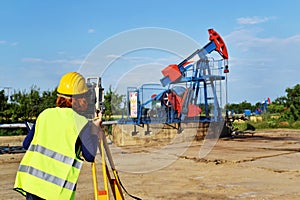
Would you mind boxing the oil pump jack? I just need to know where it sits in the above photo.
[119,29,229,134]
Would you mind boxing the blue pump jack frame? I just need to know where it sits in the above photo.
[117,34,227,134]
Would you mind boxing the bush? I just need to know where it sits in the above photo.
[291,121,300,129]
[232,121,247,131]
[0,128,27,136]
[278,121,290,128]
[255,120,273,129]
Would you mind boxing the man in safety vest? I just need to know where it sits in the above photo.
[14,72,102,200]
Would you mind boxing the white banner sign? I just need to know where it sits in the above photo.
[129,92,138,118]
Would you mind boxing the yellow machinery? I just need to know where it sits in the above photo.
[91,131,140,200]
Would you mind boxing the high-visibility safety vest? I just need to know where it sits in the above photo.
[14,107,89,200]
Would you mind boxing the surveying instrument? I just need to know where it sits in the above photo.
[86,77,141,200]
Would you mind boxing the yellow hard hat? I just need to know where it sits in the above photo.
[57,72,89,95]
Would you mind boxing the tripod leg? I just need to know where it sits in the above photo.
[92,162,99,200]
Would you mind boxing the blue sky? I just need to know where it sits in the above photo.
[1,0,300,104]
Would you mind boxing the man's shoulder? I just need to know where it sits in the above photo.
[40,107,88,122]
[39,107,71,116]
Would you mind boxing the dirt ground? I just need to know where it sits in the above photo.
[1,129,300,200]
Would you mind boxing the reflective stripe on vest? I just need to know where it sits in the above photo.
[18,165,76,191]
[28,144,82,169]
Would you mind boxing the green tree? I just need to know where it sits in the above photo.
[39,89,57,112]
[6,86,57,122]
[0,90,9,122]
[284,84,300,121]
[268,96,286,114]
[103,86,125,120]
[10,86,41,121]
[0,90,8,110]
[226,100,253,114]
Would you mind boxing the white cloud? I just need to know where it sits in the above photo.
[22,57,83,65]
[10,42,18,46]
[88,28,95,33]
[106,54,179,65]
[22,58,44,63]
[57,51,66,55]
[0,40,18,46]
[106,54,121,59]
[225,28,300,103]
[283,34,300,43]
[227,28,300,57]
[106,54,152,61]
[237,16,275,25]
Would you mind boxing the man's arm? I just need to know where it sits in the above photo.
[23,123,35,150]
[79,122,99,162]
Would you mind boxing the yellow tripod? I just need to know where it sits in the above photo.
[91,134,124,200]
